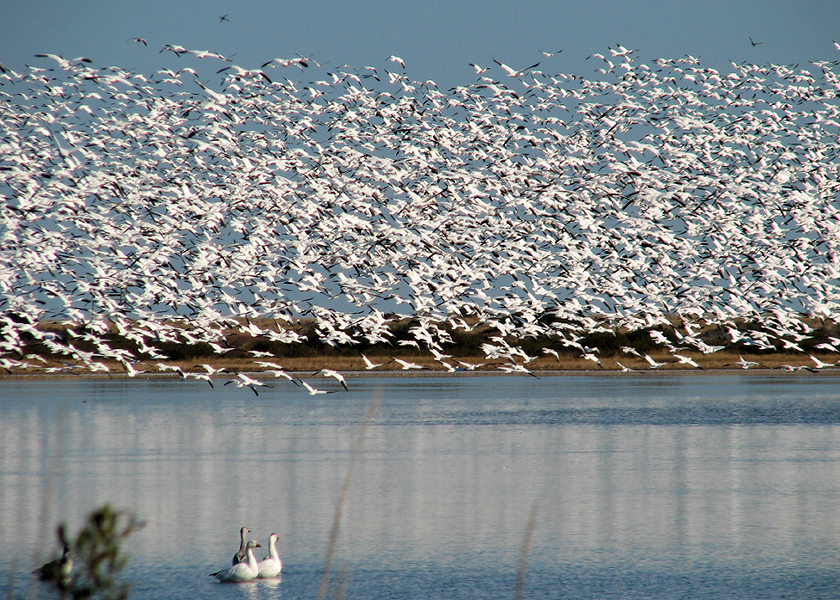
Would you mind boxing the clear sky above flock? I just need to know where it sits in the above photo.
[2,0,839,88]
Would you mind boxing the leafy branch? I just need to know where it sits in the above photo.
[35,505,144,600]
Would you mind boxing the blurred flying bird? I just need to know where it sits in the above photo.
[493,58,540,77]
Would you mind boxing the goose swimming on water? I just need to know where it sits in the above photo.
[211,540,261,582]
[257,533,283,578]
[33,543,73,587]
[33,525,73,588]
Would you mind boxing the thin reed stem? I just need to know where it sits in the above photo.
[514,503,538,600]
[316,394,380,600]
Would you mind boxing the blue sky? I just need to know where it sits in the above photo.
[2,0,839,88]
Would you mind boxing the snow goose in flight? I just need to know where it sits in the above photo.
[620,346,642,358]
[361,353,386,370]
[542,348,561,362]
[581,352,602,368]
[809,355,838,370]
[315,368,349,391]
[455,360,483,371]
[672,354,703,369]
[34,54,92,69]
[493,58,540,77]
[498,363,539,378]
[643,354,669,369]
[724,356,762,369]
[212,540,261,582]
[254,361,299,383]
[391,357,426,371]
[160,44,187,57]
[257,533,283,578]
[187,372,214,388]
[224,373,272,396]
[609,43,638,57]
[300,380,335,395]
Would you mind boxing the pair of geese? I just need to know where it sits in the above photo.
[210,527,282,583]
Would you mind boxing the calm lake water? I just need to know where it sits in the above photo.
[2,373,840,599]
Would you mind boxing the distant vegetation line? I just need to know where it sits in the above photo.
[2,315,838,376]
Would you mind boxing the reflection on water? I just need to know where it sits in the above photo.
[1,374,839,599]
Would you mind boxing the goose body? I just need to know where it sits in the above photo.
[257,533,282,578]
[33,544,73,586]
[212,540,261,582]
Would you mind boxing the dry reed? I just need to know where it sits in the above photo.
[316,392,381,600]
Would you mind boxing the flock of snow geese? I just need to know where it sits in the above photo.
[2,43,840,387]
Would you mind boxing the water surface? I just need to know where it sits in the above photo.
[2,373,839,599]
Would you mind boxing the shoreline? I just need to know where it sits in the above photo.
[8,317,838,382]
[2,350,838,381]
